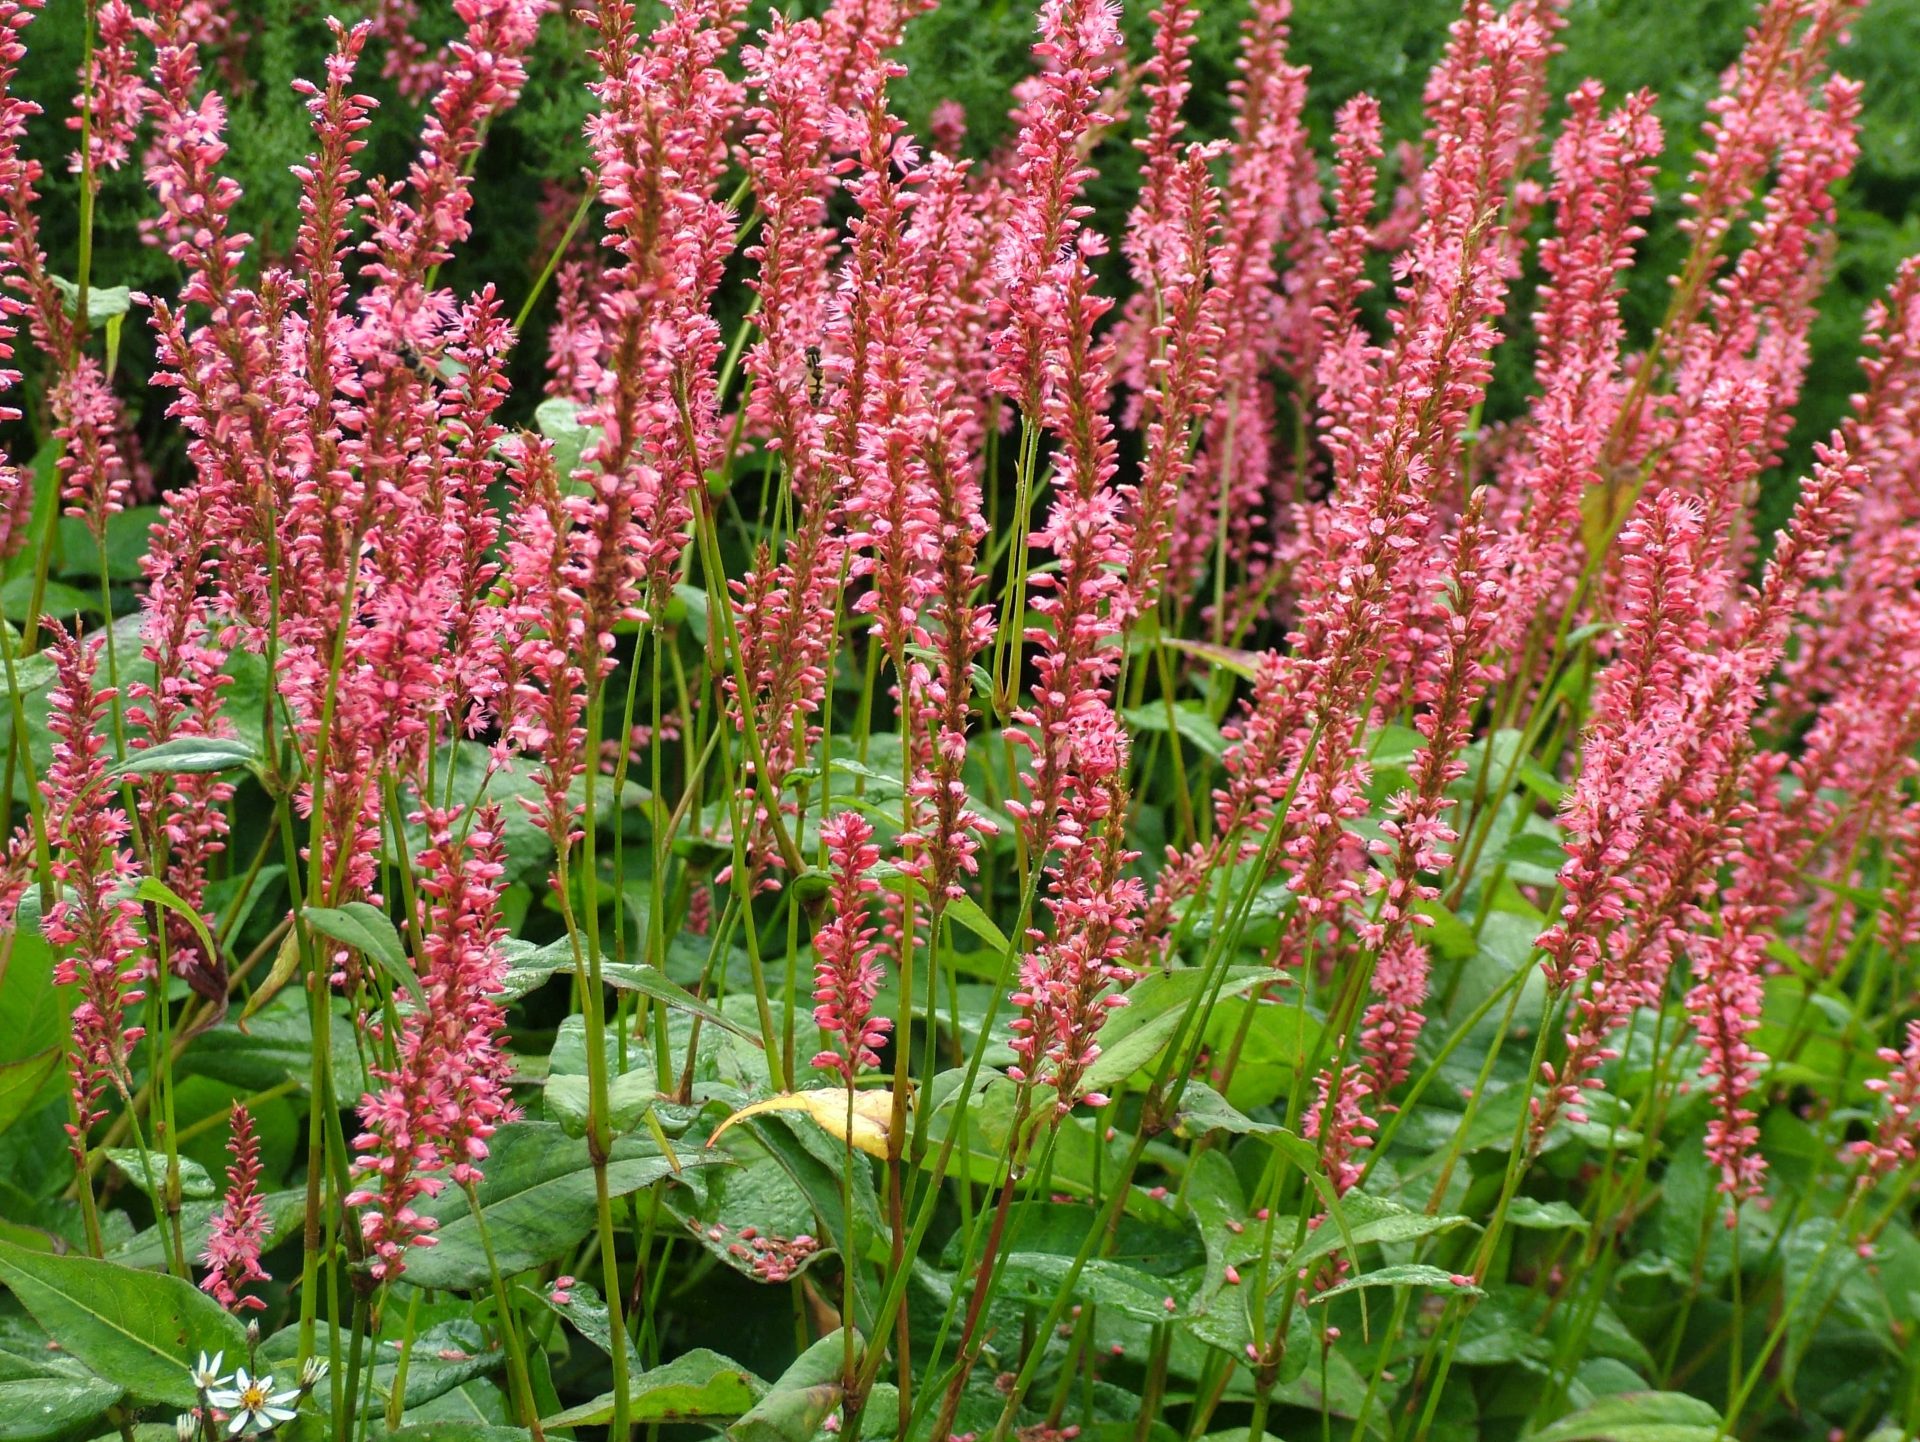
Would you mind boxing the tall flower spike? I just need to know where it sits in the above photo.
[1164,3,1552,975]
[348,807,516,1282]
[69,0,144,174]
[1170,0,1310,617]
[201,1105,269,1312]
[579,0,745,634]
[811,812,890,1080]
[1356,492,1499,1096]
[1008,771,1142,1113]
[1854,1021,1920,1186]
[1534,494,1704,1005]
[1122,144,1225,617]
[39,630,149,1166]
[994,0,1135,862]
[1494,83,1661,664]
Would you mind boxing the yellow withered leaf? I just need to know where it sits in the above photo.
[707,1088,900,1159]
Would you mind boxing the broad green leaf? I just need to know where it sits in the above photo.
[534,397,601,480]
[1174,1082,1314,1162]
[52,507,158,583]
[1184,1148,1249,1301]
[1530,1392,1723,1442]
[133,877,221,980]
[543,1069,656,1140]
[0,1240,247,1408]
[103,1149,215,1202]
[181,993,368,1098]
[401,1122,719,1291]
[1499,830,1568,880]
[944,893,1012,956]
[386,1427,530,1442]
[1291,1193,1472,1271]
[498,940,760,1042]
[303,902,408,977]
[541,1349,765,1426]
[109,735,260,778]
[601,962,764,1044]
[1167,1082,1350,1256]
[1124,700,1228,759]
[999,1253,1184,1324]
[877,868,1011,955]
[1197,998,1322,1108]
[0,1372,123,1440]
[1307,1263,1483,1303]
[0,1051,59,1139]
[522,1278,642,1378]
[728,1329,858,1442]
[371,1321,501,1412]
[1780,1216,1889,1395]
[1507,1198,1589,1233]
[48,277,131,324]
[1082,968,1270,1095]
[0,578,94,624]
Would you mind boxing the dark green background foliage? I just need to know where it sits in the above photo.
[11,0,1920,523]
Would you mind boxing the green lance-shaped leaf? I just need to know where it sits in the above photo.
[0,1240,247,1409]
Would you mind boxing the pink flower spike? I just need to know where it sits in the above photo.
[810,812,891,1081]
[201,1105,270,1313]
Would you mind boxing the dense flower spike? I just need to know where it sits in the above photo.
[38,631,149,1163]
[201,1105,270,1312]
[1854,1022,1920,1184]
[1493,82,1660,659]
[579,0,744,629]
[810,811,890,1079]
[1191,0,1552,979]
[1009,773,1141,1113]
[69,0,144,175]
[348,807,516,1281]
[1170,0,1309,612]
[994,0,1133,865]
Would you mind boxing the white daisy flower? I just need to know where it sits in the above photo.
[189,1351,228,1394]
[206,1369,299,1435]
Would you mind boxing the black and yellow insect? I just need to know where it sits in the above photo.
[397,342,439,386]
[804,345,825,406]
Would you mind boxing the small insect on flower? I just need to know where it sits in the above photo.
[397,342,441,386]
[206,1369,299,1435]
[804,345,825,406]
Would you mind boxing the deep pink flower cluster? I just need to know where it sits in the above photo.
[810,811,890,1080]
[1853,1022,1920,1184]
[68,0,143,175]
[1008,773,1142,1113]
[201,1104,270,1312]
[348,808,516,1281]
[36,632,149,1162]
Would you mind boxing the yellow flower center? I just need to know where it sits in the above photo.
[241,1383,268,1408]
